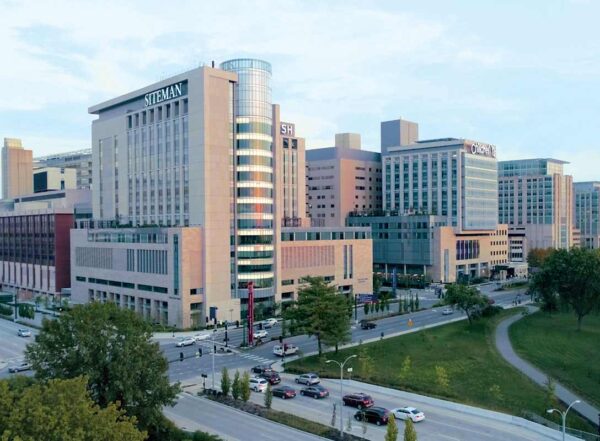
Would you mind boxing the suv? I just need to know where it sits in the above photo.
[360,320,377,330]
[354,407,390,426]
[260,371,281,385]
[251,365,273,375]
[273,344,298,357]
[249,377,269,392]
[300,385,329,399]
[343,392,374,409]
[295,373,320,385]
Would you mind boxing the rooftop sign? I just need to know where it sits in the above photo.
[144,82,186,107]
[280,122,295,137]
[467,142,496,158]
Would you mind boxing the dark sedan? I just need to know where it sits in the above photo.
[354,407,390,426]
[272,385,297,399]
[260,371,281,385]
[251,365,273,375]
[300,385,329,399]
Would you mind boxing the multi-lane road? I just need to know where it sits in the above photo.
[0,319,37,378]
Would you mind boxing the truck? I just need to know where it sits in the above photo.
[273,343,298,357]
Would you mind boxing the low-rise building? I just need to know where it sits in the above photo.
[33,167,77,193]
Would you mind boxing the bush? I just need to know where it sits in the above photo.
[0,303,13,316]
[480,305,503,318]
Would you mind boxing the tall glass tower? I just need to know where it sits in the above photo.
[220,59,274,305]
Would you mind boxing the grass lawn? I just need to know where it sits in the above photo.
[286,309,594,432]
[510,310,600,408]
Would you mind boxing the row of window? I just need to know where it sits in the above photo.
[77,276,168,293]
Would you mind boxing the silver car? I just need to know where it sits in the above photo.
[295,373,320,385]
[9,362,31,373]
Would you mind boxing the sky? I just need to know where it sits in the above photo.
[1,0,599,181]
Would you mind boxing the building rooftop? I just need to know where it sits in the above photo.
[306,146,381,162]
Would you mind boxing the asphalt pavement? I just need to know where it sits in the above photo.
[165,392,328,441]
[0,319,37,378]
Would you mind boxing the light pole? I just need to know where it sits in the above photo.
[326,354,357,436]
[547,399,580,441]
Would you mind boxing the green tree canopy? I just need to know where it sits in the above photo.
[0,376,146,441]
[444,284,488,324]
[25,302,179,431]
[527,247,555,268]
[532,247,600,330]
[285,276,351,355]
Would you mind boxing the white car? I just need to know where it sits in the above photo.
[273,344,298,357]
[175,337,196,347]
[8,362,31,373]
[263,318,278,328]
[392,406,425,423]
[17,329,32,337]
[249,377,269,392]
[441,308,453,316]
[193,332,211,342]
[253,330,268,340]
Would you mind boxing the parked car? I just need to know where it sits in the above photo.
[300,385,329,399]
[272,385,296,399]
[273,344,298,357]
[354,407,390,426]
[251,365,273,375]
[8,362,31,373]
[343,392,374,409]
[253,329,268,339]
[360,320,377,330]
[17,329,31,337]
[175,337,196,347]
[295,373,320,385]
[392,406,425,423]
[249,377,269,392]
[263,318,278,328]
[441,308,454,315]
[260,371,281,385]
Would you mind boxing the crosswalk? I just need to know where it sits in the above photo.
[238,352,273,365]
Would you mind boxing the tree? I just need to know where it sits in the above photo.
[240,372,251,402]
[364,302,370,316]
[264,383,272,409]
[385,413,399,441]
[357,345,375,380]
[373,273,384,297]
[527,247,554,268]
[285,277,351,356]
[18,303,35,319]
[434,365,450,391]
[444,284,488,325]
[397,356,411,383]
[532,248,600,330]
[25,302,179,432]
[403,418,417,441]
[0,376,146,441]
[221,367,231,396]
[231,371,241,400]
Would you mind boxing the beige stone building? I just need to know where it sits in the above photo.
[2,138,33,200]
[306,134,382,227]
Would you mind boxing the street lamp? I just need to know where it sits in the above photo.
[547,400,580,441]
[326,354,357,436]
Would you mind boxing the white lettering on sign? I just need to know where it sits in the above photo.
[280,123,295,137]
[469,142,496,158]
[144,82,184,107]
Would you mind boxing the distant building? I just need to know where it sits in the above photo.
[380,118,419,155]
[33,167,77,193]
[574,182,600,249]
[2,138,33,200]
[306,134,382,227]
[498,158,574,252]
[0,189,91,300]
[34,149,93,190]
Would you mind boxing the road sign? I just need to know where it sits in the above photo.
[357,294,374,303]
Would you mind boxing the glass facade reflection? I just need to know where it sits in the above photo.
[220,59,275,293]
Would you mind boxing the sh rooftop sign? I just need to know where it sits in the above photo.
[280,122,295,137]
[144,82,187,107]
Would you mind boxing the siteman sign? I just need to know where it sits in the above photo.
[468,142,497,158]
[144,82,186,107]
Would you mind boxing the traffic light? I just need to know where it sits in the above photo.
[213,344,217,354]
[199,348,203,357]
[179,352,184,362]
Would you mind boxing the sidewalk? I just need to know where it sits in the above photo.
[495,305,600,426]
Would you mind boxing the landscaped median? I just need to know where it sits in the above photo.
[510,310,600,409]
[285,308,594,432]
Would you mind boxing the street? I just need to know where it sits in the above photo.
[0,319,36,378]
